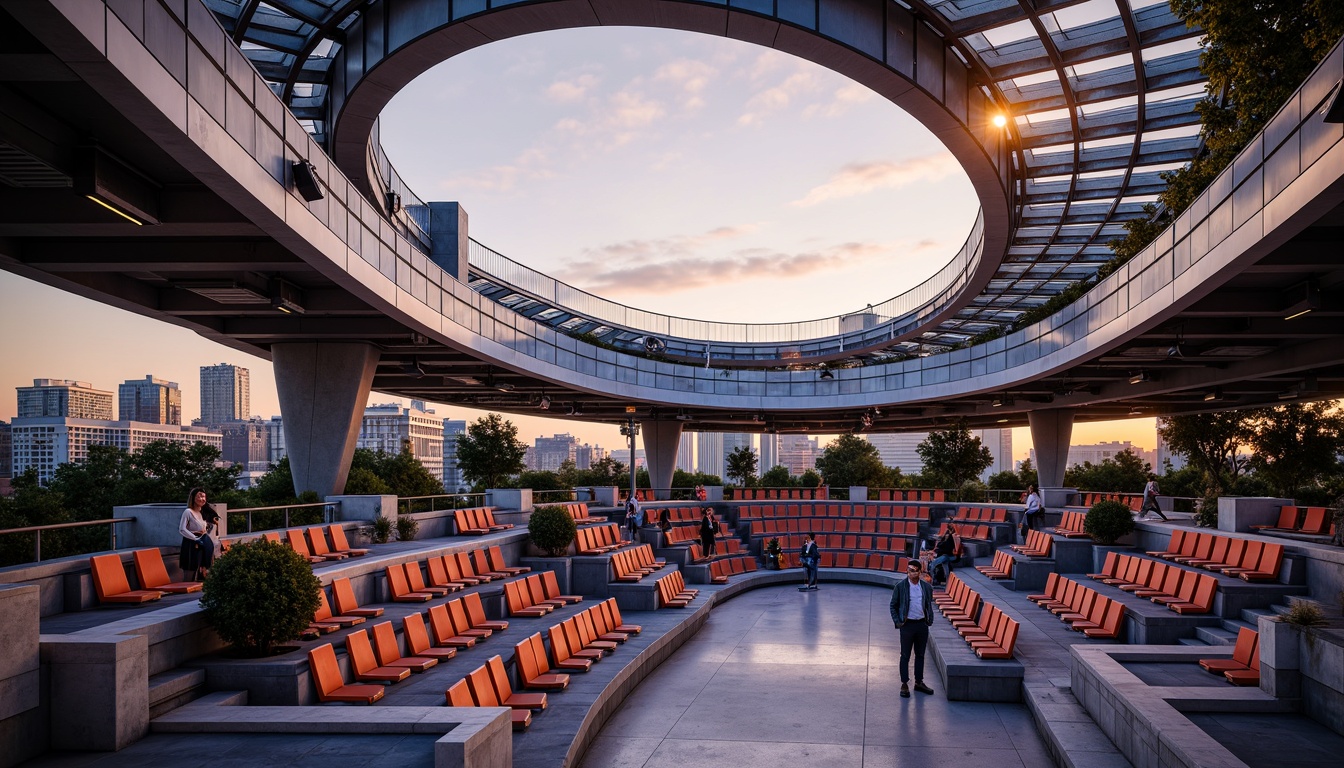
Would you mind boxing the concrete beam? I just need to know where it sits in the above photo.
[273,342,380,496]
[1028,408,1074,490]
[640,420,682,501]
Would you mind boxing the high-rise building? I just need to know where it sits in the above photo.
[696,432,722,478]
[722,433,753,479]
[972,428,1013,479]
[676,432,695,473]
[442,419,466,491]
[8,418,222,484]
[865,432,927,474]
[777,434,820,477]
[220,418,271,471]
[17,379,114,420]
[0,420,11,480]
[759,432,778,472]
[266,416,286,465]
[358,403,444,482]
[118,375,182,425]
[609,449,645,469]
[533,433,579,472]
[1155,431,1186,471]
[199,364,249,426]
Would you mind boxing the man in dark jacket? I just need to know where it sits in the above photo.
[799,533,819,591]
[889,560,936,698]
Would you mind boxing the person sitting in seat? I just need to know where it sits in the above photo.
[929,524,960,586]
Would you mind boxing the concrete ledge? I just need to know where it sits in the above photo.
[929,617,1024,702]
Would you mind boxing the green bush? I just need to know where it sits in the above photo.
[1083,500,1135,545]
[1195,492,1220,529]
[529,505,577,557]
[371,515,393,544]
[200,539,321,656]
[395,515,419,542]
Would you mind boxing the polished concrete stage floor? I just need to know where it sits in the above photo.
[579,583,1053,768]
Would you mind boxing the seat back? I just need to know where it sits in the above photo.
[466,665,502,707]
[488,546,510,573]
[1220,538,1246,569]
[90,554,132,599]
[404,613,434,654]
[307,528,335,557]
[307,643,350,698]
[1097,551,1118,578]
[547,624,573,663]
[1131,558,1153,586]
[427,556,452,587]
[386,564,416,599]
[286,528,314,557]
[446,679,476,707]
[132,548,172,589]
[541,570,565,600]
[1204,536,1229,565]
[328,525,353,551]
[371,621,404,665]
[1100,600,1125,635]
[526,575,549,606]
[263,532,281,543]
[406,562,436,593]
[1238,540,1265,570]
[1038,571,1059,598]
[1274,506,1299,529]
[1254,543,1284,576]
[332,577,361,614]
[515,634,543,682]
[504,580,527,613]
[314,589,336,622]
[1190,534,1215,561]
[345,629,379,675]
[456,552,481,579]
[464,592,492,628]
[1300,507,1327,534]
[1172,569,1198,602]
[486,655,517,700]
[1189,574,1217,612]
[427,604,455,644]
[448,599,477,636]
[472,549,494,576]
[562,618,587,652]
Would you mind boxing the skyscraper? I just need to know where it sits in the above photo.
[759,432,778,472]
[865,432,927,474]
[358,403,445,482]
[118,375,182,425]
[696,432,722,478]
[972,428,1013,479]
[17,379,114,420]
[220,418,270,470]
[442,419,467,491]
[722,433,754,479]
[777,434,820,477]
[199,364,249,426]
[676,432,695,473]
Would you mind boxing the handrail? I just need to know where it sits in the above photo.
[226,502,333,534]
[397,493,489,515]
[467,210,985,350]
[0,516,135,563]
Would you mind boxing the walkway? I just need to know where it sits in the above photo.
[579,584,1052,768]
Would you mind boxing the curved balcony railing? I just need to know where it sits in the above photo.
[466,210,984,362]
[367,119,432,252]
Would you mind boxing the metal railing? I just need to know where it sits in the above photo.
[532,489,585,504]
[226,502,334,534]
[0,517,135,563]
[397,493,489,516]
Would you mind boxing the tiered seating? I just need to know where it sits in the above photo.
[1028,575,1126,638]
[332,577,384,618]
[1010,530,1054,558]
[562,502,602,525]
[576,524,627,554]
[686,539,744,562]
[936,575,1020,658]
[951,507,1011,524]
[344,628,411,683]
[452,507,512,535]
[663,525,700,545]
[401,613,459,661]
[1149,531,1284,581]
[469,657,548,726]
[371,620,439,672]
[938,522,993,542]
[732,486,828,500]
[750,519,922,539]
[132,549,202,594]
[872,488,946,501]
[308,643,385,704]
[447,678,533,731]
[1253,505,1331,536]
[611,544,664,582]
[328,525,369,557]
[708,555,759,583]
[310,590,365,634]
[385,564,435,602]
[1199,627,1261,686]
[1087,553,1218,614]
[427,602,481,648]
[619,489,655,502]
[287,529,332,564]
[505,575,557,617]
[655,570,697,608]
[934,574,981,622]
[975,550,1015,580]
[513,633,572,689]
[818,552,904,571]
[541,571,582,605]
[89,554,163,604]
[1078,492,1142,511]
[1050,511,1095,538]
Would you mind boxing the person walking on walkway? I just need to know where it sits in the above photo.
[1141,477,1168,521]
[799,533,819,591]
[1023,484,1044,536]
[890,559,936,698]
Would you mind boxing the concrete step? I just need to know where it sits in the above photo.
[148,668,207,719]
[1195,626,1238,645]
[1219,617,1257,634]
[1177,637,1210,646]
[1241,607,1275,625]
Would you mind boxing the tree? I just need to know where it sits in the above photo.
[1157,412,1255,494]
[1017,458,1038,490]
[799,468,823,487]
[0,468,77,567]
[917,422,993,488]
[725,446,759,486]
[200,539,321,656]
[513,470,568,492]
[759,465,793,487]
[454,413,527,491]
[815,434,888,488]
[370,440,444,497]
[343,467,391,495]
[1064,450,1151,493]
[1246,403,1344,497]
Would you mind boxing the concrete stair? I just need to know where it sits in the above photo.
[1179,604,1286,646]
[148,668,207,719]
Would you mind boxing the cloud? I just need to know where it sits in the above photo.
[791,153,961,207]
[802,82,877,119]
[737,71,823,126]
[557,230,908,295]
[546,74,599,103]
[436,147,553,194]
[654,59,717,110]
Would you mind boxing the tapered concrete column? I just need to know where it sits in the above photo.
[273,343,379,496]
[640,420,683,501]
[1028,408,1075,489]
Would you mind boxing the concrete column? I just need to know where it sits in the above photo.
[273,343,379,497]
[1028,408,1075,489]
[428,202,469,280]
[640,420,683,501]
[43,632,149,751]
[0,585,41,763]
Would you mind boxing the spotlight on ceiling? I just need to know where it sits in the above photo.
[1129,406,1144,416]
[992,114,1008,128]
[270,278,305,315]
[538,395,551,411]
[1129,371,1151,385]
[401,359,425,379]
[819,368,835,380]
[1203,389,1223,402]
[1167,344,1184,359]
[1283,281,1321,320]
[675,410,693,421]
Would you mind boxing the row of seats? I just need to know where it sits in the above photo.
[950,507,1012,524]
[871,489,946,501]
[935,575,1020,658]
[738,503,928,520]
[610,545,665,582]
[447,656,546,730]
[1198,626,1260,686]
[620,489,656,503]
[562,502,603,525]
[1086,556,1217,614]
[1050,511,1094,539]
[819,552,909,571]
[1077,492,1142,511]
[662,525,734,545]
[1147,531,1284,582]
[505,573,581,617]
[708,556,759,583]
[1028,574,1126,638]
[1010,530,1054,558]
[937,523,995,542]
[452,507,514,536]
[749,518,923,537]
[89,551,188,605]
[280,526,371,562]
[656,570,697,608]
[576,524,629,555]
[975,550,1015,580]
[1252,506,1332,537]
[730,487,827,500]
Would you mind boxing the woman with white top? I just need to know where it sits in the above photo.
[179,487,216,581]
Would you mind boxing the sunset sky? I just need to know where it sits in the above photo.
[0,26,1160,461]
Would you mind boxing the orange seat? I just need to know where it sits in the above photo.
[313,589,366,629]
[90,554,163,604]
[461,667,532,731]
[464,591,509,632]
[132,549,201,594]
[541,570,582,605]
[427,603,477,648]
[306,528,348,561]
[385,564,434,603]
[1200,627,1258,674]
[515,633,571,689]
[307,643,384,704]
[327,525,369,557]
[371,621,438,672]
[403,613,458,661]
[344,629,410,683]
[486,655,548,710]
[285,529,326,563]
[331,577,384,618]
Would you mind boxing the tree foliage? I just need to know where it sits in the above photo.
[815,434,890,488]
[725,446,759,486]
[201,539,321,656]
[454,413,527,491]
[1245,403,1344,497]
[1157,412,1255,495]
[917,422,993,488]
[528,505,577,557]
[1064,450,1151,493]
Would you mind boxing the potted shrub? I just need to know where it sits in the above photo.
[370,515,393,544]
[200,539,321,657]
[395,515,419,542]
[1083,500,1135,545]
[764,538,782,569]
[529,504,577,557]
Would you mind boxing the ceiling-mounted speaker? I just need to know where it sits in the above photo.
[291,160,324,202]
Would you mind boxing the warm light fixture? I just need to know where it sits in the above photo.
[85,194,144,225]
[270,278,305,315]
[1283,281,1321,320]
[1203,389,1223,402]
[1129,371,1150,385]
[1129,406,1144,415]
[992,114,1008,128]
